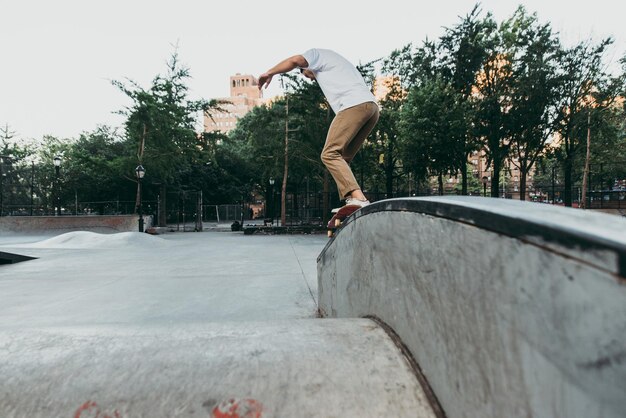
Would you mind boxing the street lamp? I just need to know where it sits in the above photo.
[481,176,488,197]
[0,155,7,217]
[135,164,145,232]
[269,178,275,226]
[53,155,62,215]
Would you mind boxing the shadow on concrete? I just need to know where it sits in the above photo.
[0,251,37,265]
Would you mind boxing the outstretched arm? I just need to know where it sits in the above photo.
[258,55,308,90]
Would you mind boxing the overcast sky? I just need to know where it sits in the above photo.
[1,0,624,141]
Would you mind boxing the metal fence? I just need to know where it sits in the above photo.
[587,190,626,209]
[1,158,623,223]
[264,191,343,226]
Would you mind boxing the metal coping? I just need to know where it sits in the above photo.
[318,198,626,279]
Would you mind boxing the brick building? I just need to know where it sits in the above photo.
[204,74,265,134]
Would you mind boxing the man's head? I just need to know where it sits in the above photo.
[299,68,316,81]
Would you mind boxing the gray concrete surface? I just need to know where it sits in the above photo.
[0,231,322,325]
[318,197,626,418]
[0,229,437,417]
[0,319,436,418]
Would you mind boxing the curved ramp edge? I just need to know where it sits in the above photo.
[0,319,437,418]
[317,196,626,418]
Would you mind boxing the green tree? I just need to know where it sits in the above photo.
[504,6,561,200]
[374,78,404,197]
[573,73,626,197]
[393,5,491,195]
[552,38,614,206]
[113,50,223,224]
[31,135,74,214]
[472,13,515,197]
[455,163,484,195]
[438,4,493,98]
[399,77,470,194]
[583,105,626,191]
[435,4,493,193]
[60,126,132,212]
[379,50,415,197]
[227,103,285,198]
[1,125,35,215]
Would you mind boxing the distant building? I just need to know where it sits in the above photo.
[204,74,397,136]
[204,74,265,134]
[373,75,404,102]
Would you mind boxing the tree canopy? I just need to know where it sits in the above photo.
[2,3,625,217]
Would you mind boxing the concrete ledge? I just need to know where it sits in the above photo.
[318,196,626,418]
[0,215,153,233]
[0,320,437,418]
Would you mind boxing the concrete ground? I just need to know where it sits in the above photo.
[0,229,436,418]
[0,229,324,326]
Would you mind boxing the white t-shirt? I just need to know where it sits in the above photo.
[301,48,377,114]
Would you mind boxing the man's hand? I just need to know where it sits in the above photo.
[258,55,307,90]
[258,72,273,90]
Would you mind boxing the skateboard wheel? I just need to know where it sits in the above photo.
[334,219,341,227]
[327,230,333,238]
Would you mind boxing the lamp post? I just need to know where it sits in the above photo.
[135,164,145,232]
[481,176,488,197]
[552,166,556,205]
[0,155,5,216]
[269,178,275,225]
[53,155,62,216]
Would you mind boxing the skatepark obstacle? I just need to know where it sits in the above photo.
[318,196,626,418]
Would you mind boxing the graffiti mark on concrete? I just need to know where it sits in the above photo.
[74,400,121,418]
[210,398,263,418]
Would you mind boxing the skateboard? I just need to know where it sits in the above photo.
[327,204,361,238]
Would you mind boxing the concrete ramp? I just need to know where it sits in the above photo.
[318,197,626,418]
[0,319,437,418]
[0,215,150,233]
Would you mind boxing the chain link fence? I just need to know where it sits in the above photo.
[1,157,623,223]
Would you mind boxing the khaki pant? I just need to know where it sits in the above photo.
[321,101,379,199]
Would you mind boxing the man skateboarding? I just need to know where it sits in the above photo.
[258,48,379,211]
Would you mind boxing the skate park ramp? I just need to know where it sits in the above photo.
[0,214,148,233]
[2,197,625,417]
[1,320,436,417]
[318,196,626,418]
[0,230,437,417]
